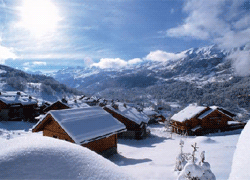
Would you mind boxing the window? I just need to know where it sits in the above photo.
[53,135,58,138]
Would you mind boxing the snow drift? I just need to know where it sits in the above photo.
[0,134,132,180]
[229,120,250,180]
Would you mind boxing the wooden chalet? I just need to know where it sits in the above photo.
[104,102,150,140]
[32,107,126,157]
[170,104,241,135]
[42,101,70,114]
[143,108,166,124]
[0,91,38,121]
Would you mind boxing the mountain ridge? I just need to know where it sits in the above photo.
[51,45,250,118]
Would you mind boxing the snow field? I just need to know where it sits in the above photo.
[111,124,241,180]
[0,122,242,180]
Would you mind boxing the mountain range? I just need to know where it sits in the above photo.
[51,45,250,118]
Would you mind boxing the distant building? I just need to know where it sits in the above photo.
[42,101,70,114]
[143,107,166,124]
[0,91,38,121]
[170,104,242,135]
[104,102,150,139]
[32,107,126,157]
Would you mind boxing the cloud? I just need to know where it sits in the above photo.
[166,0,250,76]
[228,50,250,76]
[166,0,250,49]
[23,61,47,70]
[91,58,142,69]
[33,61,47,66]
[0,44,17,64]
[145,50,186,62]
[127,58,143,65]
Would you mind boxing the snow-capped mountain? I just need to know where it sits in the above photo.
[52,45,250,114]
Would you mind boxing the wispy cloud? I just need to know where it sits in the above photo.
[91,58,142,69]
[145,50,186,62]
[228,49,250,76]
[0,41,17,64]
[166,0,250,49]
[166,0,250,76]
[23,61,47,71]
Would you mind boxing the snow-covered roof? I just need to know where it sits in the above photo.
[66,99,90,109]
[106,102,150,125]
[0,91,37,105]
[143,107,158,116]
[198,109,214,119]
[171,104,207,122]
[37,107,126,144]
[198,106,235,119]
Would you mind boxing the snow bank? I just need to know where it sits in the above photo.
[0,134,132,180]
[229,120,250,180]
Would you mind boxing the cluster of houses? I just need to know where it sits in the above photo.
[0,91,245,157]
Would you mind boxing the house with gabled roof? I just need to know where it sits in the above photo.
[170,104,242,135]
[42,100,70,114]
[32,107,126,157]
[103,102,150,139]
[0,91,38,121]
[170,104,209,135]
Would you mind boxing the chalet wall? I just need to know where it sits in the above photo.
[42,115,75,143]
[82,134,117,153]
[201,110,232,129]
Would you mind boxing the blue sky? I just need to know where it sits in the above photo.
[0,0,249,73]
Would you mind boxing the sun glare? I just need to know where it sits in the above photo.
[18,0,61,38]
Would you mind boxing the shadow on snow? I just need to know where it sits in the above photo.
[118,134,169,148]
[109,153,152,166]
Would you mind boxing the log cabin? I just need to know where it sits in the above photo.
[42,101,70,114]
[32,107,126,157]
[170,104,210,135]
[170,104,238,135]
[103,102,150,139]
[0,91,38,121]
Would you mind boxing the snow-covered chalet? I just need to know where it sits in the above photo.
[170,104,241,135]
[42,100,70,114]
[104,102,150,139]
[32,107,126,157]
[0,91,38,121]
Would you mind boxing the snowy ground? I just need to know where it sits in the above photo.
[111,124,242,180]
[0,122,242,180]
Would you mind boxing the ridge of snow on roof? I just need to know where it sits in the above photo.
[48,107,126,144]
[199,106,235,119]
[0,91,37,105]
[106,102,150,125]
[198,109,214,119]
[171,104,207,122]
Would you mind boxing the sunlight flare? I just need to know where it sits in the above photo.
[18,0,61,38]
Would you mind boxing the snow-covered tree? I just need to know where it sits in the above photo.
[175,140,189,171]
[177,143,216,180]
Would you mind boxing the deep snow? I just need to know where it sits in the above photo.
[0,133,132,180]
[0,121,243,180]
